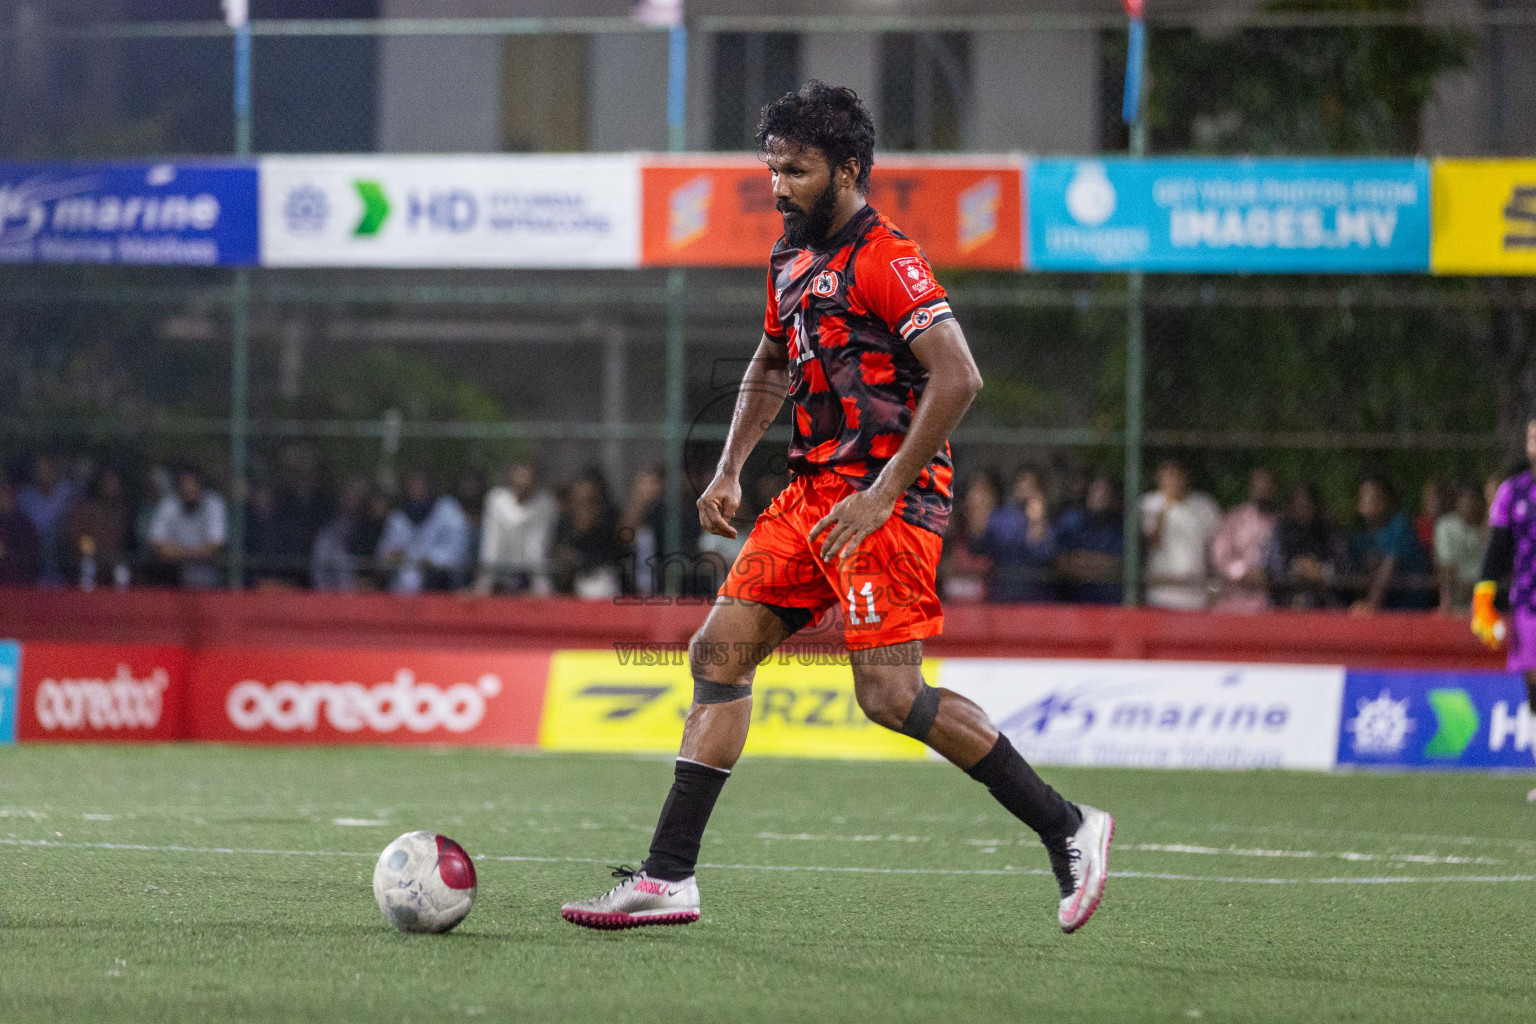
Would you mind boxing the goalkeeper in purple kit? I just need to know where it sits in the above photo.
[1472,416,1536,800]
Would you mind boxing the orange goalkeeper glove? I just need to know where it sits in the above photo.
[1471,580,1506,650]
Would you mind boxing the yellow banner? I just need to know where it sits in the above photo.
[1432,160,1536,274]
[539,649,930,760]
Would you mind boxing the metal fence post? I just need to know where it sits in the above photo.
[1121,26,1148,608]
[227,16,253,589]
[661,20,689,587]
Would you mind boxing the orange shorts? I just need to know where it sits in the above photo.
[718,472,945,649]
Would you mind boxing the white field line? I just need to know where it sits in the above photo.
[1,837,1533,885]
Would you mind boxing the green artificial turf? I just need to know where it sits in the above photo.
[1,745,1533,1023]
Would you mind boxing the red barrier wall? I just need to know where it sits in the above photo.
[0,588,1500,670]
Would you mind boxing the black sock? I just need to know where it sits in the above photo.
[640,758,732,881]
[1526,675,1536,710]
[966,733,1082,844]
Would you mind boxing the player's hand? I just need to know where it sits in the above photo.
[697,472,742,539]
[809,487,897,562]
[1471,580,1507,650]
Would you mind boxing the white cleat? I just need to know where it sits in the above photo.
[1048,804,1114,934]
[560,867,701,931]
[1527,786,1536,803]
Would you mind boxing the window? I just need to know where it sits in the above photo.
[711,33,801,151]
[879,33,971,151]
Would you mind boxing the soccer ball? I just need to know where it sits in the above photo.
[372,831,477,934]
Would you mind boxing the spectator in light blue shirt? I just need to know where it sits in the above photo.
[377,468,469,594]
[17,454,78,587]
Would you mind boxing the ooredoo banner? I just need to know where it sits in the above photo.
[188,647,550,745]
[1431,159,1536,275]
[0,161,258,266]
[1028,157,1430,273]
[260,155,642,268]
[1336,669,1536,770]
[15,641,189,742]
[936,658,1346,770]
[640,156,1023,269]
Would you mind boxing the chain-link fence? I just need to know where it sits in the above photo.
[2,12,1534,609]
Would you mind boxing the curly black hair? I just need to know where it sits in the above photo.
[755,80,875,194]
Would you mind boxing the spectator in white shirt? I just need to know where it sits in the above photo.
[148,465,227,590]
[1140,459,1220,610]
[377,469,470,594]
[473,461,556,596]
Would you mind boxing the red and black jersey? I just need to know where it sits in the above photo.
[763,204,956,536]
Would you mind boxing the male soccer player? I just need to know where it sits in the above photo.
[1472,415,1536,800]
[560,82,1113,933]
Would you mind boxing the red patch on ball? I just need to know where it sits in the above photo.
[435,835,477,890]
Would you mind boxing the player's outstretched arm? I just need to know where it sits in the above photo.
[699,333,790,539]
[811,318,983,560]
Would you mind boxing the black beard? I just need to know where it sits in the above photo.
[778,179,840,248]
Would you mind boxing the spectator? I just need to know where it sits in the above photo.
[551,468,624,599]
[1140,459,1220,610]
[973,465,1057,603]
[244,479,306,588]
[376,468,470,594]
[0,477,42,586]
[63,465,133,589]
[455,468,489,582]
[278,444,333,557]
[474,461,557,596]
[1211,467,1280,612]
[620,462,667,596]
[148,464,227,589]
[942,471,1000,604]
[311,478,372,593]
[1056,474,1124,605]
[1415,476,1448,553]
[1267,483,1345,610]
[1348,475,1433,612]
[1435,483,1486,614]
[355,487,393,591]
[18,454,79,587]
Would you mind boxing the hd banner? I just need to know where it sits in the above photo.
[936,659,1346,770]
[1431,159,1536,275]
[1336,669,1535,770]
[0,161,258,266]
[641,156,1023,269]
[259,155,642,268]
[1027,158,1430,273]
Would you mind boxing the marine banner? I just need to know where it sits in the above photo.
[1335,669,1536,770]
[1027,157,1430,273]
[936,658,1346,770]
[1430,159,1536,275]
[0,161,259,266]
[539,648,929,760]
[640,156,1023,269]
[260,155,642,268]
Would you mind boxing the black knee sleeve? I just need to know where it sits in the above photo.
[694,676,752,704]
[898,683,942,741]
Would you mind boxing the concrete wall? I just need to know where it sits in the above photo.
[972,30,1099,154]
[377,35,501,152]
[588,32,670,152]
[801,32,880,127]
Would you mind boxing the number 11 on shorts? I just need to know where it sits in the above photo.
[847,582,881,625]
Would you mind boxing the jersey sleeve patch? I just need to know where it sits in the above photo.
[898,300,955,342]
[891,256,939,301]
[763,270,787,340]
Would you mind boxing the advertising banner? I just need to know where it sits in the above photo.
[0,641,18,744]
[1431,159,1536,275]
[16,642,189,742]
[539,649,928,760]
[1027,158,1430,273]
[937,659,1345,770]
[640,157,1023,269]
[0,161,258,266]
[188,647,550,745]
[1336,669,1536,770]
[260,155,641,268]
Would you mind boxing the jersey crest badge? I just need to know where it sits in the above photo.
[891,257,937,300]
[910,308,933,329]
[812,271,839,297]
